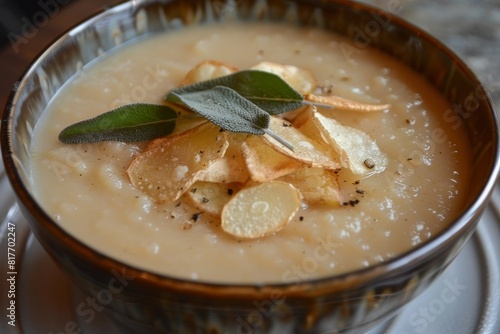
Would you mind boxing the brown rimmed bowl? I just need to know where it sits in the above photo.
[2,0,499,333]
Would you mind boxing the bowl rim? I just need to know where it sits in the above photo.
[2,0,500,293]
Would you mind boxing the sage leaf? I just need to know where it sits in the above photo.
[166,70,303,115]
[169,86,270,134]
[59,104,178,144]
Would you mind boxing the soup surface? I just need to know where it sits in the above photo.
[30,22,471,283]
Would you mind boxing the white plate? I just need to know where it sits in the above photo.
[1,157,499,334]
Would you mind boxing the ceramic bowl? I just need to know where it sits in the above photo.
[2,0,499,333]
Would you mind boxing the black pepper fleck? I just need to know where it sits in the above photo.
[363,158,375,169]
[348,199,360,207]
[227,188,234,195]
[343,199,360,207]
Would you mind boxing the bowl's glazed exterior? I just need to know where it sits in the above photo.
[2,0,499,333]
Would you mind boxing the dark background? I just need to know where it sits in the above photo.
[0,0,45,47]
[0,0,120,109]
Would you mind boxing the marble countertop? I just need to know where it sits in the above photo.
[360,0,500,106]
[0,0,499,109]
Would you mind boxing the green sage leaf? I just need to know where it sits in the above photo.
[59,104,178,144]
[169,86,270,134]
[166,70,303,115]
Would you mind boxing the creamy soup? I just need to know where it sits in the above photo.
[30,22,471,283]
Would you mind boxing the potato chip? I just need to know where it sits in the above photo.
[305,94,390,112]
[296,107,331,146]
[251,61,317,95]
[145,118,208,151]
[311,111,388,175]
[198,134,250,183]
[263,116,342,170]
[127,122,228,203]
[278,167,342,205]
[181,60,239,86]
[283,105,314,129]
[241,135,305,182]
[186,181,241,217]
[221,181,302,239]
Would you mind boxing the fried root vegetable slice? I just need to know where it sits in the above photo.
[251,61,317,95]
[127,122,229,203]
[263,116,342,170]
[221,181,302,239]
[198,133,250,183]
[278,167,342,206]
[241,136,305,182]
[145,117,208,151]
[311,111,388,175]
[283,105,314,129]
[186,181,241,217]
[305,94,390,112]
[181,60,239,86]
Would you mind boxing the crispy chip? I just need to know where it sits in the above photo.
[241,135,305,182]
[198,134,250,183]
[296,107,333,148]
[181,60,239,86]
[221,181,302,239]
[311,110,388,175]
[263,116,342,170]
[145,118,208,151]
[127,122,228,203]
[305,94,390,112]
[186,181,241,217]
[251,61,317,95]
[283,105,314,129]
[278,167,342,205]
